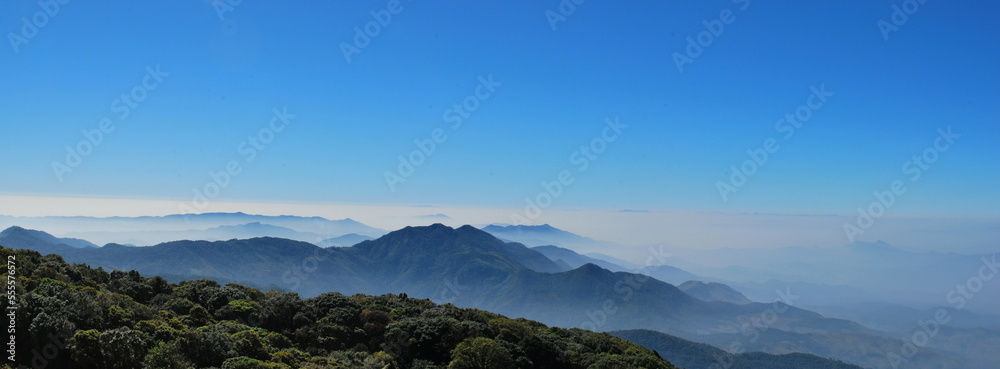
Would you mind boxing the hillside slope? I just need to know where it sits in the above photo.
[612,329,865,369]
[2,246,676,369]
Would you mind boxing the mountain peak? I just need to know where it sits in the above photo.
[482,223,567,235]
[573,263,609,275]
[355,224,566,274]
[390,223,509,244]
[0,226,98,249]
[0,226,27,236]
[481,223,600,249]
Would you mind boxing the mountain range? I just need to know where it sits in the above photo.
[0,223,980,369]
[67,222,326,246]
[482,223,617,253]
[0,212,386,246]
[3,245,680,369]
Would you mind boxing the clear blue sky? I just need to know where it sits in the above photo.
[2,0,998,218]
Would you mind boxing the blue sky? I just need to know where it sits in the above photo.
[2,0,998,222]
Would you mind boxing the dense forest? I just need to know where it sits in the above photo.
[1,246,677,369]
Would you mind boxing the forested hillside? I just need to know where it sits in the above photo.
[2,246,676,369]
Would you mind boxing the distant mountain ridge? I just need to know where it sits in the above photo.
[531,244,701,285]
[482,223,602,249]
[531,245,628,272]
[0,212,386,246]
[0,225,97,249]
[613,329,865,369]
[66,222,325,246]
[679,280,752,305]
[317,233,374,247]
